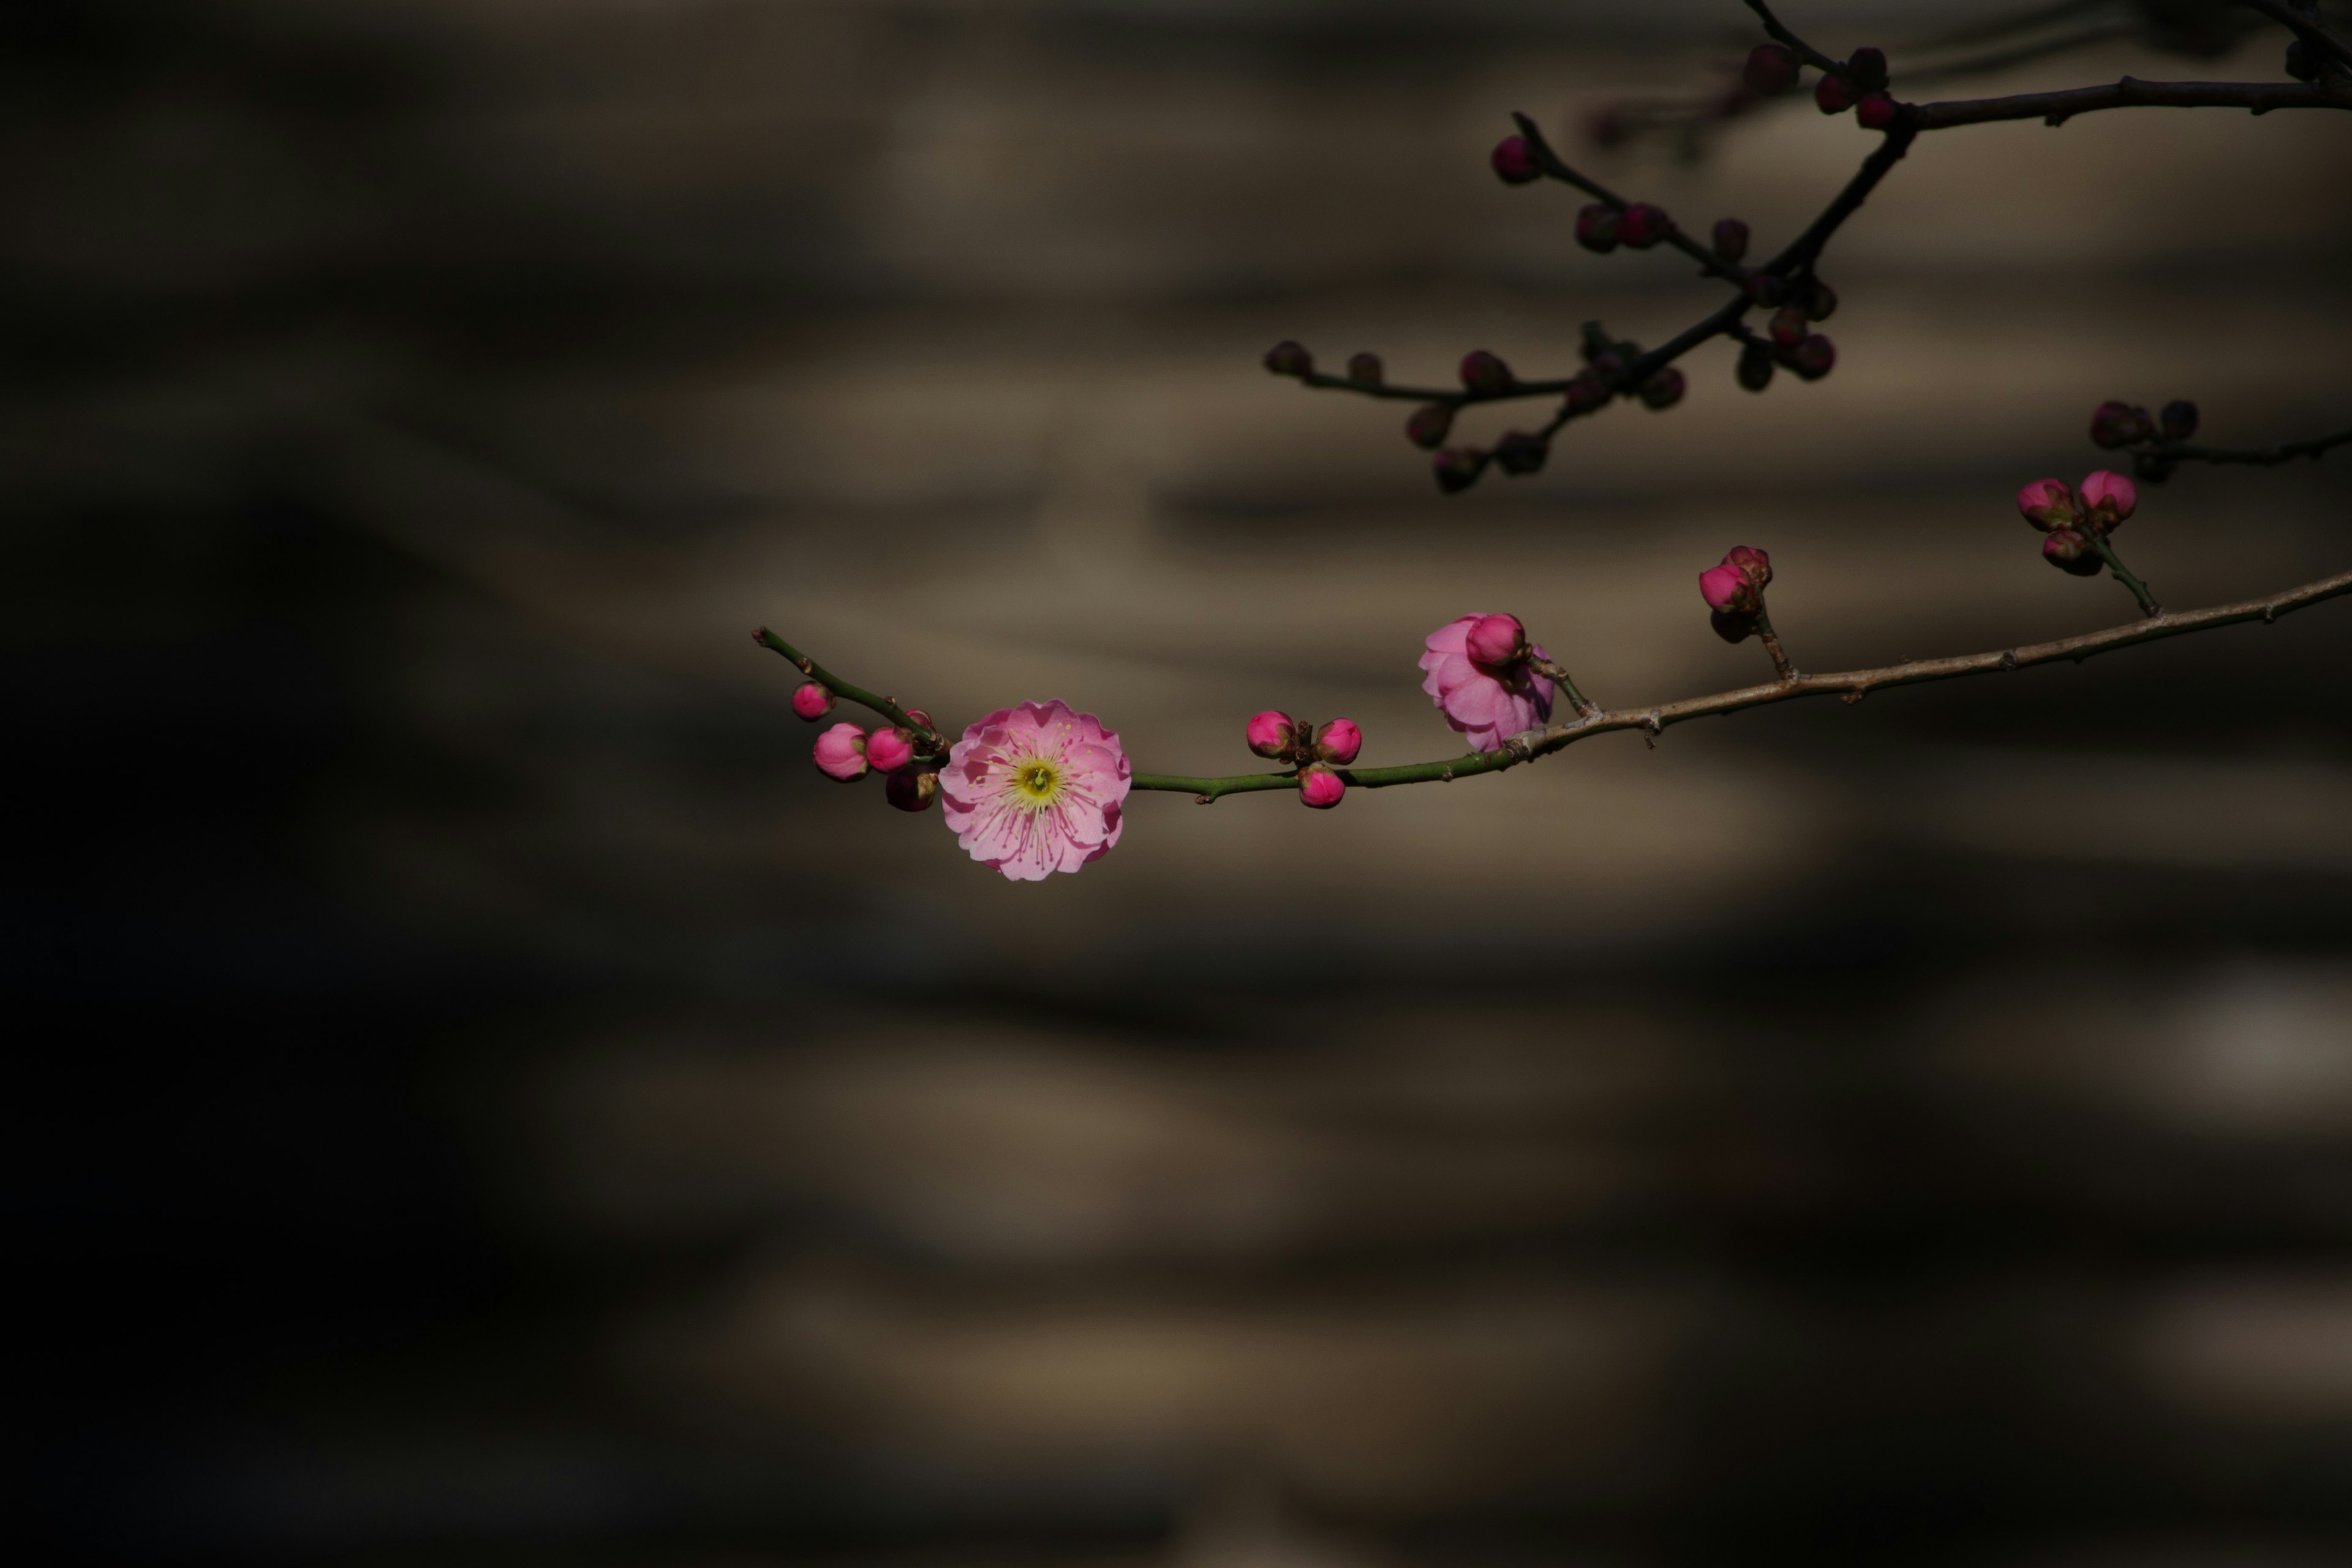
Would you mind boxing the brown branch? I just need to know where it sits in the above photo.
[2239,0,2352,72]
[1915,76,2350,129]
[2141,426,2352,470]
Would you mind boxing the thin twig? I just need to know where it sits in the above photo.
[1915,76,2349,129]
[2138,426,2352,469]
[755,628,946,752]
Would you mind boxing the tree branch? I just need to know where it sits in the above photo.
[755,627,945,750]
[1915,76,2350,129]
[2137,425,2352,471]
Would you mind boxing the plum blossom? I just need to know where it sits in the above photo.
[1419,614,1555,752]
[941,701,1131,881]
[812,722,868,781]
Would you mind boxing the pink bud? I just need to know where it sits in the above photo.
[790,682,834,721]
[865,726,916,773]
[1698,563,1754,614]
[2015,478,2078,531]
[1574,203,1619,253]
[1298,766,1346,810]
[1711,217,1750,262]
[1464,612,1528,668]
[2076,470,2136,532]
[1725,545,1773,587]
[1314,718,1362,766]
[1246,709,1296,760]
[1405,402,1453,450]
[1744,43,1799,94]
[1787,334,1836,381]
[813,722,869,781]
[1564,370,1610,413]
[1815,72,1856,115]
[1458,350,1513,396]
[1617,203,1673,249]
[1263,340,1313,377]
[2043,529,2104,576]
[1855,93,1896,130]
[902,707,933,731]
[885,769,939,812]
[1491,135,1540,184]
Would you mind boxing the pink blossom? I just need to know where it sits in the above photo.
[812,722,868,782]
[2076,470,2136,531]
[790,682,834,721]
[1246,709,1295,759]
[865,726,916,773]
[1313,718,1362,766]
[940,701,1131,881]
[1419,615,1555,752]
[2016,479,2076,531]
[1298,766,1346,809]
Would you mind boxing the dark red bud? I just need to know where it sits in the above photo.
[1746,273,1787,309]
[884,769,940,812]
[1405,402,1454,450]
[1744,43,1800,95]
[1638,368,1686,410]
[1433,447,1488,494]
[2135,453,2179,484]
[1711,608,1760,644]
[1459,350,1513,395]
[2089,399,2150,448]
[1736,343,1776,392]
[1769,304,1809,347]
[1805,281,1838,322]
[1815,72,1856,115]
[1617,203,1673,249]
[1845,47,1888,94]
[1574,203,1620,253]
[1711,217,1750,263]
[1787,334,1836,381]
[2160,399,2199,440]
[1564,370,1610,413]
[1491,134,1542,184]
[1263,340,1312,377]
[1493,431,1549,475]
[1855,93,1897,130]
[1346,352,1384,385]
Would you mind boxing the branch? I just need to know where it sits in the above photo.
[2139,425,2352,471]
[755,627,945,749]
[1915,76,2350,129]
[1126,567,2352,800]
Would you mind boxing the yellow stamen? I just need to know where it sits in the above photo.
[1011,756,1063,806]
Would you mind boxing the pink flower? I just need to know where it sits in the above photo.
[791,682,834,721]
[1419,615,1555,752]
[1490,135,1539,185]
[865,726,916,773]
[2076,470,2136,531]
[813,722,868,782]
[1313,718,1362,766]
[1298,766,1346,809]
[2016,479,2077,531]
[1246,709,1295,759]
[941,701,1131,881]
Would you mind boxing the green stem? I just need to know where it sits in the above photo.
[2084,532,2161,617]
[754,627,944,749]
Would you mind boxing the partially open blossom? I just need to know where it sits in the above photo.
[813,722,869,782]
[2043,530,2104,576]
[1618,203,1673,249]
[1459,350,1513,395]
[1465,612,1527,667]
[1405,402,1453,449]
[1491,135,1540,184]
[2077,469,2136,531]
[2016,478,2078,530]
[941,701,1131,881]
[886,768,940,812]
[1711,217,1750,262]
[1575,203,1619,253]
[2090,399,2152,448]
[1856,93,1896,130]
[1314,718,1362,766]
[865,725,916,774]
[1420,615,1555,752]
[790,682,834,721]
[1298,766,1346,809]
[1246,709,1296,759]
[1263,340,1313,377]
[1744,44,1799,94]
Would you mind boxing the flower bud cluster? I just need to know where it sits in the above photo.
[1245,709,1362,809]
[1576,201,1673,254]
[809,706,943,811]
[2090,398,2201,483]
[2015,470,2136,577]
[1736,277,1836,390]
[1814,45,1895,128]
[1697,546,1773,643]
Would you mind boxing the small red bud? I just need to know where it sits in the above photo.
[1617,203,1673,249]
[1313,718,1362,766]
[2089,400,2151,448]
[1726,545,1773,589]
[1434,447,1488,494]
[1246,709,1296,759]
[1298,765,1346,809]
[1744,43,1800,95]
[2015,478,2078,532]
[790,682,834,722]
[2076,470,2136,532]
[1736,343,1776,392]
[1769,304,1809,348]
[1746,273,1787,309]
[902,707,933,731]
[884,769,939,812]
[1574,203,1620,253]
[1855,94,1896,130]
[1458,350,1514,396]
[1815,72,1856,115]
[1787,334,1836,381]
[1345,351,1384,385]
[1465,612,1528,668]
[1564,370,1610,413]
[1711,609,1760,644]
[1711,217,1750,263]
[1805,281,1838,322]
[1493,431,1549,475]
[865,726,917,774]
[1845,47,1888,94]
[2136,453,2178,483]
[1264,340,1312,377]
[2042,529,2104,576]
[2160,399,2198,440]
[1638,367,1686,410]
[1491,134,1541,184]
[1405,402,1454,450]
[813,722,869,782]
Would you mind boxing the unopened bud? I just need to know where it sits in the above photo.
[1246,709,1297,760]
[1787,334,1836,381]
[1491,134,1541,184]
[1639,367,1686,410]
[1711,608,1759,644]
[1736,342,1776,392]
[791,681,834,721]
[1805,280,1837,321]
[1746,273,1787,309]
[2076,469,2136,532]
[1855,93,1896,130]
[902,707,933,731]
[1264,340,1313,377]
[1314,718,1362,766]
[1815,72,1856,115]
[1711,217,1750,263]
[1465,612,1528,668]
[1458,350,1513,396]
[2089,399,2151,448]
[2015,478,2078,531]
[813,722,869,782]
[2160,399,2198,440]
[1298,765,1346,809]
[1494,431,1549,475]
[1405,402,1454,450]
[1617,203,1673,249]
[865,726,916,773]
[1744,43,1800,95]
[1845,47,1888,94]
[2042,529,2105,576]
[1575,203,1620,253]
[1699,563,1758,614]
[1434,447,1488,494]
[1770,303,1809,347]
[1725,545,1773,588]
[1347,351,1384,385]
[885,768,940,812]
[2134,453,2178,484]
[2286,40,2318,81]
[1564,370,1610,413]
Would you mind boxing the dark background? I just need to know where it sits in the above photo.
[13,1,2352,1563]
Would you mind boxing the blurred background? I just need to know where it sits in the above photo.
[12,1,2352,1562]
